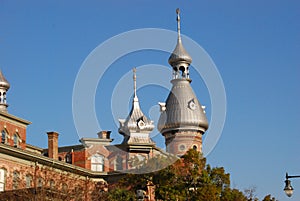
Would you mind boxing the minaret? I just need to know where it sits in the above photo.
[158,9,209,156]
[118,68,155,144]
[0,70,10,112]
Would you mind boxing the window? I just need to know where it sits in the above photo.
[62,183,68,192]
[50,179,55,189]
[115,156,123,171]
[65,153,72,164]
[193,145,198,150]
[37,177,43,187]
[13,171,20,190]
[1,130,7,144]
[25,174,32,188]
[179,144,186,151]
[3,92,6,104]
[13,133,19,147]
[91,154,104,172]
[0,169,7,192]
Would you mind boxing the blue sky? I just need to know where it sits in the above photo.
[1,1,299,200]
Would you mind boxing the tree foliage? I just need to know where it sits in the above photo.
[110,149,277,201]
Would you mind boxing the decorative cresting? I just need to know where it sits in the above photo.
[168,8,192,80]
[118,68,154,144]
[0,70,10,112]
[158,9,209,155]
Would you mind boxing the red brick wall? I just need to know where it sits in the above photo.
[0,119,27,150]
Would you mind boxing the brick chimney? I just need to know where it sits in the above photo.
[46,131,59,160]
[97,130,111,139]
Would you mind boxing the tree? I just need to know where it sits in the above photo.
[110,149,277,201]
[107,188,135,201]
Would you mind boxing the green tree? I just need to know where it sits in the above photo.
[107,188,135,201]
[109,149,277,201]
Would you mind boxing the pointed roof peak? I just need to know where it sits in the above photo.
[168,8,192,66]
[133,67,138,101]
[118,68,154,137]
[0,70,10,90]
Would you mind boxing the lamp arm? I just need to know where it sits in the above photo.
[286,172,300,179]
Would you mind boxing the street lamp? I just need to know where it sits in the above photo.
[284,172,300,197]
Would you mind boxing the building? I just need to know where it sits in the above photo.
[0,9,208,200]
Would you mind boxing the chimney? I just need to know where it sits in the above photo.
[46,131,59,160]
[97,130,111,139]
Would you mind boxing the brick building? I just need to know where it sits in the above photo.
[0,9,208,200]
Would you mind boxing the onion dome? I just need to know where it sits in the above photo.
[118,68,154,144]
[168,36,192,66]
[168,8,192,80]
[0,70,10,90]
[158,79,208,134]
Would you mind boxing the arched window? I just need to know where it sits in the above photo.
[1,130,7,144]
[37,177,43,187]
[193,145,198,150]
[50,179,55,189]
[91,154,104,172]
[13,133,19,147]
[3,92,6,103]
[0,168,7,192]
[62,183,68,192]
[25,174,32,188]
[13,171,20,189]
[65,153,72,164]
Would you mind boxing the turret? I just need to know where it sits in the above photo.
[0,70,10,112]
[158,9,208,156]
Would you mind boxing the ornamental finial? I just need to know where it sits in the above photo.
[133,67,137,99]
[176,8,181,40]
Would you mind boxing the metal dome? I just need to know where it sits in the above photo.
[0,70,10,90]
[168,38,192,67]
[158,79,208,133]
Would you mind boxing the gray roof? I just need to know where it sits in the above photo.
[168,38,192,67]
[168,9,192,67]
[158,79,208,133]
[0,70,10,90]
[118,97,154,136]
[118,68,154,144]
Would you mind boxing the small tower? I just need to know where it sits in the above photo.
[118,68,155,144]
[0,70,10,112]
[118,68,155,170]
[158,9,209,156]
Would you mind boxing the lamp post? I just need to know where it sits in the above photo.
[284,172,300,197]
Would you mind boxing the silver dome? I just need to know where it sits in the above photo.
[158,79,208,133]
[0,70,10,90]
[168,38,192,67]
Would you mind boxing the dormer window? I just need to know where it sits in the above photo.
[91,154,104,172]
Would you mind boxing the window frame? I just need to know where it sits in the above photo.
[0,168,7,192]
[91,154,104,172]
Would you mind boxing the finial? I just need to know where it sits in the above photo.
[133,67,137,99]
[176,8,181,40]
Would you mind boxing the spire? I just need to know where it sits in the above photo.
[168,8,192,80]
[0,70,10,112]
[133,67,138,101]
[118,68,154,144]
[176,8,181,41]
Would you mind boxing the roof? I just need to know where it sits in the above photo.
[0,70,10,90]
[0,110,31,125]
[168,38,192,66]
[158,79,208,133]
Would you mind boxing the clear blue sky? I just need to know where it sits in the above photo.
[1,1,299,200]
